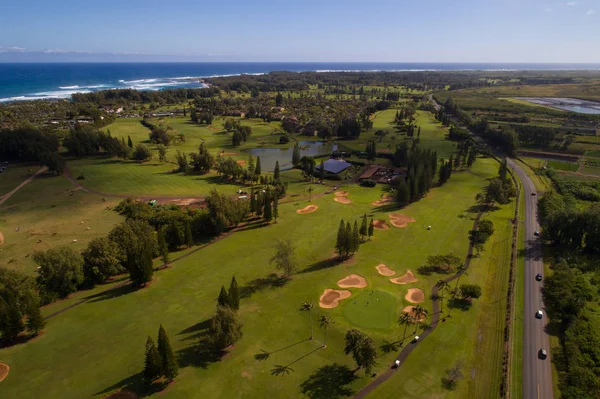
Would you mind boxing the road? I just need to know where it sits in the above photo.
[506,158,554,399]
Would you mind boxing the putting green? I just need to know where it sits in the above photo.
[341,290,397,330]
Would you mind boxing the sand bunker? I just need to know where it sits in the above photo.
[0,231,4,246]
[389,213,416,228]
[372,195,394,206]
[0,363,9,383]
[236,160,246,166]
[390,270,419,285]
[337,274,367,288]
[334,191,349,197]
[296,205,319,214]
[376,264,396,276]
[405,288,425,303]
[334,197,352,204]
[402,306,427,322]
[373,220,390,230]
[319,289,352,309]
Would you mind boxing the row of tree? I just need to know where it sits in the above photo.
[143,325,179,384]
[335,215,374,258]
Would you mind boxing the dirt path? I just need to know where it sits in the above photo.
[353,212,483,398]
[0,230,4,246]
[0,166,47,207]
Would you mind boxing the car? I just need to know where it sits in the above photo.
[534,230,540,236]
[536,310,543,319]
[539,349,547,359]
[535,273,543,281]
[531,192,536,196]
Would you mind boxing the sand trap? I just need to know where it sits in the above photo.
[372,196,393,206]
[236,160,246,166]
[405,288,425,303]
[337,274,367,288]
[0,231,4,246]
[389,213,416,228]
[376,264,396,276]
[334,196,352,204]
[334,191,349,197]
[402,306,427,322]
[390,270,419,285]
[0,363,9,383]
[373,220,390,230]
[296,205,319,214]
[319,289,352,309]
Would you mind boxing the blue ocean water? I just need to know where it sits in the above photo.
[2,62,600,102]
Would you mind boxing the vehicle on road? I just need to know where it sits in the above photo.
[539,349,548,359]
[536,273,543,281]
[534,230,540,236]
[532,192,536,196]
[392,360,400,369]
[536,310,543,319]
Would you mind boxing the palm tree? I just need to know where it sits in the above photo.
[398,311,412,341]
[300,301,314,340]
[435,279,451,314]
[318,314,333,348]
[454,264,468,292]
[412,305,428,334]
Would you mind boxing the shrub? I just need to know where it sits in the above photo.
[359,179,377,187]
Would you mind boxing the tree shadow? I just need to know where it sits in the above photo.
[300,363,358,399]
[300,257,343,274]
[271,364,295,376]
[372,203,402,213]
[177,319,212,341]
[447,297,472,311]
[417,265,452,276]
[84,282,134,303]
[254,338,310,361]
[240,273,288,299]
[0,332,38,349]
[380,340,402,354]
[235,220,269,232]
[94,372,167,398]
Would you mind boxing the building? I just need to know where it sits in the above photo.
[321,159,351,174]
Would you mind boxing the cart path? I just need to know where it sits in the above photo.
[0,166,48,207]
[353,212,483,399]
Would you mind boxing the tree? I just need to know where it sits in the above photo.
[132,143,153,161]
[264,195,273,222]
[398,311,412,341]
[157,144,167,163]
[143,336,163,383]
[158,227,169,267]
[359,214,368,241]
[396,178,411,205]
[26,299,46,335]
[255,156,262,175]
[274,161,280,180]
[229,276,240,311]
[209,305,243,350]
[292,144,301,166]
[344,329,378,375]
[300,301,314,340]
[352,221,360,254]
[273,196,279,223]
[82,237,124,285]
[127,239,154,288]
[368,218,374,240]
[269,239,297,278]
[184,220,193,247]
[453,264,468,292]
[412,305,428,333]
[0,296,25,341]
[34,246,84,299]
[127,135,133,148]
[175,150,188,172]
[436,280,451,314]
[318,314,333,347]
[158,325,179,381]
[459,284,482,299]
[218,285,230,308]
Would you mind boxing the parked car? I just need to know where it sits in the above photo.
[535,273,543,281]
[536,310,543,319]
[539,349,547,359]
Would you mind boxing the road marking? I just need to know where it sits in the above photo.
[537,383,540,399]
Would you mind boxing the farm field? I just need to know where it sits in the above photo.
[0,154,513,399]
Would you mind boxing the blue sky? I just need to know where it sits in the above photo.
[0,0,598,62]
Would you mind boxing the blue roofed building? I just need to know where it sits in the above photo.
[320,158,351,174]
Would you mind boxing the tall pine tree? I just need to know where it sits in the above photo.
[255,156,262,175]
[143,336,162,383]
[158,227,169,266]
[218,286,230,307]
[184,220,193,247]
[274,161,280,180]
[157,325,179,381]
[359,214,368,241]
[368,218,374,240]
[352,221,360,254]
[335,220,346,258]
[127,135,133,148]
[345,221,353,258]
[229,276,240,310]
[26,300,46,335]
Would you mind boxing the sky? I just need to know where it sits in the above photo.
[0,0,599,62]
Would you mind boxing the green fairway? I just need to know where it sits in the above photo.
[342,290,397,330]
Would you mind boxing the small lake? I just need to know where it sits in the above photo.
[552,105,600,114]
[244,141,337,172]
[517,97,600,114]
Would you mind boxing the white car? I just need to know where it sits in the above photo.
[536,310,543,319]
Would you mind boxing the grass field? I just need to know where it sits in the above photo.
[0,154,512,399]
[546,159,579,172]
[0,163,39,196]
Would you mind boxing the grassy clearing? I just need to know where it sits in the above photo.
[0,163,39,196]
[0,157,508,399]
[0,174,123,273]
[546,160,579,172]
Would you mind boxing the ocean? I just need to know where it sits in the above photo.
[2,62,600,103]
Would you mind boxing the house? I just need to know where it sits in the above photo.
[358,165,379,181]
[321,159,352,174]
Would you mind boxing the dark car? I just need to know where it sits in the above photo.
[539,349,547,359]
[534,230,540,236]
[531,192,536,196]
[535,273,542,281]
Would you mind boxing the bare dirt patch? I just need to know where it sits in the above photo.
[0,363,9,383]
[0,231,4,246]
[390,270,419,285]
[296,205,319,214]
[402,306,426,322]
[373,220,390,230]
[334,190,349,197]
[220,152,238,156]
[405,288,425,303]
[319,289,352,309]
[389,213,416,228]
[103,389,138,399]
[337,274,367,288]
[376,264,395,276]
[163,198,203,206]
[372,195,393,206]
[236,160,246,166]
[241,371,251,379]
[334,196,352,204]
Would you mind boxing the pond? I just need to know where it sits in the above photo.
[243,141,337,172]
[516,97,600,114]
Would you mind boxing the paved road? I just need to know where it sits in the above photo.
[506,159,553,399]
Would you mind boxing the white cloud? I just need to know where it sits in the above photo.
[545,7,553,12]
[587,9,596,15]
[566,1,578,6]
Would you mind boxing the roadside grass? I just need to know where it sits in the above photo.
[546,159,579,172]
[0,174,123,273]
[0,158,508,399]
[515,158,553,193]
[0,163,39,196]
